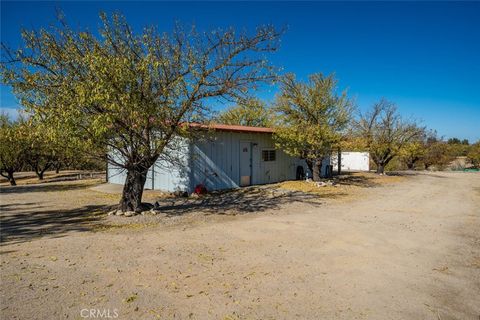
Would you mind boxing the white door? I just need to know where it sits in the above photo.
[239,141,252,186]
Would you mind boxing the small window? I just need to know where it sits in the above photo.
[262,149,276,162]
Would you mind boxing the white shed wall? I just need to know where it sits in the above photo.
[151,138,190,192]
[107,153,154,190]
[106,138,190,192]
[330,152,370,172]
[107,131,336,192]
[190,131,311,192]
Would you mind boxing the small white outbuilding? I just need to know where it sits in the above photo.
[330,151,370,172]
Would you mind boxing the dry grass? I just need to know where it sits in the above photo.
[275,180,345,195]
[0,170,104,187]
[274,172,406,201]
[91,222,158,232]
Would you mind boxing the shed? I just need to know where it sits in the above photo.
[107,125,371,193]
[331,151,370,172]
[107,124,331,193]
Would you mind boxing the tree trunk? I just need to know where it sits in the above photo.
[376,163,385,174]
[374,154,394,174]
[55,164,60,174]
[36,170,45,180]
[312,158,323,181]
[1,170,17,186]
[33,167,43,180]
[7,171,16,186]
[36,163,52,180]
[119,167,149,212]
[8,171,16,186]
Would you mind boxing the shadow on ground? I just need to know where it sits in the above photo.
[154,187,330,216]
[0,171,104,185]
[334,171,447,187]
[335,173,381,187]
[0,182,96,194]
[0,203,109,245]
[2,176,369,244]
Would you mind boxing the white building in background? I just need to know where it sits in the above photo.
[330,151,370,172]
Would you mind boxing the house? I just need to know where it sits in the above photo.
[107,124,369,193]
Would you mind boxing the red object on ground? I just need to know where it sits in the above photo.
[194,184,208,195]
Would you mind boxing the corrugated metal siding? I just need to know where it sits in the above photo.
[190,133,239,192]
[107,153,154,190]
[107,163,126,185]
[107,132,334,192]
[107,151,127,186]
[106,139,190,192]
[151,138,190,192]
[190,131,311,191]
[149,160,188,192]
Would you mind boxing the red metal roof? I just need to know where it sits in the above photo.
[188,123,274,133]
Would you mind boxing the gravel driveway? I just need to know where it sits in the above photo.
[1,172,479,319]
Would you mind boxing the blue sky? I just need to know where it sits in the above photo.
[1,1,479,141]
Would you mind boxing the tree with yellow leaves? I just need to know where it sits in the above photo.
[273,73,354,181]
[2,13,282,212]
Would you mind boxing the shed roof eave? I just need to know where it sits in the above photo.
[187,122,274,134]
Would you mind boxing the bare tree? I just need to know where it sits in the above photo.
[355,99,424,174]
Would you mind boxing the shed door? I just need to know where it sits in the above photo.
[239,141,252,186]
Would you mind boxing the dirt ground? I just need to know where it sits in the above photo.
[0,172,479,319]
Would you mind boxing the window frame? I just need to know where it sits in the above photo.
[261,149,276,162]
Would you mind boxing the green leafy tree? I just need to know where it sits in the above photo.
[447,137,469,146]
[22,120,59,180]
[423,141,453,170]
[355,99,424,174]
[216,98,272,127]
[273,73,354,181]
[446,138,470,157]
[0,114,27,185]
[447,137,462,145]
[46,118,103,174]
[467,142,480,168]
[399,141,425,170]
[20,118,98,179]
[399,128,435,170]
[1,13,281,212]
